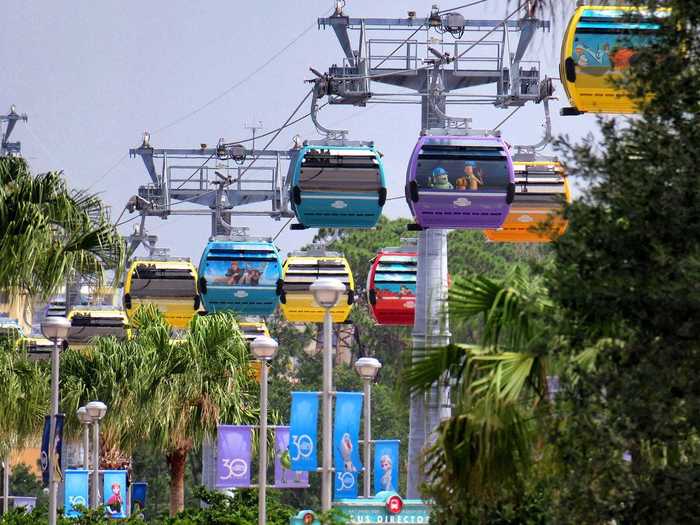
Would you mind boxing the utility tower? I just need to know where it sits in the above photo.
[127,132,294,239]
[1,105,28,157]
[315,1,551,497]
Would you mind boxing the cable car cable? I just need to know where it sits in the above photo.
[151,8,333,136]
[372,24,425,70]
[438,0,489,14]
[272,218,294,242]
[455,1,527,61]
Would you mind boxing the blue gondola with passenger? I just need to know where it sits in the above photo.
[198,239,283,316]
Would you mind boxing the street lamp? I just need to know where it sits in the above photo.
[76,407,91,470]
[85,401,107,510]
[250,336,278,525]
[310,278,346,512]
[41,316,71,525]
[354,357,382,498]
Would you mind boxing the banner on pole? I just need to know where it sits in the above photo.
[103,470,127,518]
[274,427,310,488]
[289,392,320,472]
[64,469,89,517]
[333,392,363,499]
[40,414,65,487]
[216,425,253,488]
[373,440,400,495]
[131,482,148,515]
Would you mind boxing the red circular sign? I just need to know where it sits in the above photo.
[303,512,315,525]
[386,495,404,515]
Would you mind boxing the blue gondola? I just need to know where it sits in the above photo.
[198,240,283,316]
[288,144,387,229]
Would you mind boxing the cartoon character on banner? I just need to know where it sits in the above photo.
[339,433,357,473]
[379,454,394,492]
[279,442,302,484]
[106,482,123,515]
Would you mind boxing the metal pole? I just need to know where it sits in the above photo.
[407,228,451,499]
[258,360,269,525]
[363,379,371,498]
[83,424,90,470]
[48,338,60,525]
[2,455,9,514]
[91,421,100,509]
[321,309,333,512]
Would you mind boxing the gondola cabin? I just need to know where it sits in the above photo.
[239,320,270,343]
[198,241,283,316]
[279,252,354,323]
[66,307,129,348]
[367,249,417,326]
[123,258,199,329]
[0,317,23,340]
[17,336,55,361]
[484,161,571,243]
[405,135,515,229]
[560,6,666,115]
[239,320,270,384]
[289,144,387,228]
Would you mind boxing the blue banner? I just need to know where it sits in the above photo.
[289,392,320,472]
[103,470,127,518]
[333,392,363,499]
[40,414,64,487]
[373,440,400,495]
[64,469,89,517]
[131,482,148,515]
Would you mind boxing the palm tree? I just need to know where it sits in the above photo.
[406,265,556,511]
[0,340,50,513]
[143,310,258,515]
[0,341,50,460]
[60,306,258,516]
[0,156,124,299]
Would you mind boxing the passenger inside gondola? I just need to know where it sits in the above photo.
[416,148,509,193]
[204,259,279,288]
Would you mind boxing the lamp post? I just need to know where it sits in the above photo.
[85,401,107,510]
[310,277,346,512]
[41,316,71,525]
[250,336,278,525]
[76,407,91,470]
[354,357,382,498]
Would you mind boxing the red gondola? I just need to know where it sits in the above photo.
[367,246,417,326]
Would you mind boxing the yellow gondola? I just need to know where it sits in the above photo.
[280,252,354,323]
[123,258,200,329]
[239,320,271,383]
[484,161,571,243]
[0,317,23,340]
[17,336,55,360]
[67,307,130,348]
[560,5,666,115]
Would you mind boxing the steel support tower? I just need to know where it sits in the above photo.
[316,2,550,497]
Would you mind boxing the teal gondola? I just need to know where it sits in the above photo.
[288,144,387,229]
[198,240,283,316]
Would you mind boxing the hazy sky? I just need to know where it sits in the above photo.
[1,0,597,261]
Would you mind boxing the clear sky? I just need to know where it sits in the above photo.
[1,0,597,261]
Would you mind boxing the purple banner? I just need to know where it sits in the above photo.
[274,427,310,488]
[216,425,253,488]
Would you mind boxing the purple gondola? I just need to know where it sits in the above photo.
[405,135,515,229]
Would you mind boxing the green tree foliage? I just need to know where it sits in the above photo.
[407,266,557,524]
[546,1,700,522]
[60,307,258,517]
[0,157,124,297]
[0,343,49,459]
